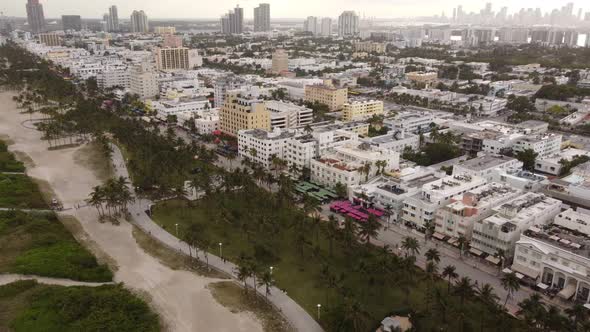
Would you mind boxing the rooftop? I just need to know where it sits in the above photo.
[457,155,518,172]
[240,128,294,140]
[522,226,590,260]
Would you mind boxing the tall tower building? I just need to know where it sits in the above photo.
[61,15,82,31]
[108,5,119,32]
[253,3,271,32]
[220,5,243,34]
[338,11,359,37]
[304,16,318,35]
[25,0,45,34]
[320,18,332,37]
[130,10,149,33]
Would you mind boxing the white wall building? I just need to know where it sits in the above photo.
[265,100,313,130]
[554,208,590,236]
[453,155,523,183]
[535,148,590,176]
[238,128,295,170]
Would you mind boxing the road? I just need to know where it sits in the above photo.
[110,143,324,332]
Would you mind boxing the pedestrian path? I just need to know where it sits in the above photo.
[0,273,114,287]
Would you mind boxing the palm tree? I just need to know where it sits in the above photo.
[324,215,340,257]
[501,272,521,307]
[454,276,474,306]
[257,270,274,298]
[226,152,237,169]
[235,264,252,295]
[517,293,546,329]
[441,265,459,292]
[424,248,441,266]
[456,235,468,257]
[359,161,372,182]
[423,219,435,242]
[401,236,420,258]
[358,214,381,245]
[478,283,500,332]
[566,303,589,331]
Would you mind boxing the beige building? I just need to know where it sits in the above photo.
[155,47,201,70]
[271,49,289,74]
[352,41,387,54]
[406,71,438,86]
[220,91,271,136]
[162,34,183,48]
[342,100,384,122]
[38,33,61,46]
[304,84,348,111]
[129,62,159,100]
[154,26,176,34]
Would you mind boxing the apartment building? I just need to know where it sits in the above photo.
[38,33,61,46]
[535,148,590,176]
[352,41,387,54]
[97,66,130,89]
[553,208,590,236]
[471,192,561,257]
[513,133,562,159]
[471,97,508,117]
[271,49,288,74]
[435,183,521,240]
[453,155,523,183]
[265,100,313,130]
[402,174,487,230]
[361,131,420,154]
[238,128,295,170]
[384,111,434,134]
[219,92,270,136]
[406,71,437,86]
[148,97,210,121]
[155,47,201,71]
[310,142,400,190]
[129,62,159,99]
[154,26,176,34]
[512,227,590,302]
[304,84,348,111]
[342,100,384,122]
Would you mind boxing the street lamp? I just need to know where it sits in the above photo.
[218,242,223,258]
[317,304,321,320]
[270,266,274,275]
[175,223,179,237]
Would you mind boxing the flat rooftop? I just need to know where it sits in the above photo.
[458,155,518,171]
[523,226,590,260]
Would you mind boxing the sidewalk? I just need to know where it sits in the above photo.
[109,144,323,332]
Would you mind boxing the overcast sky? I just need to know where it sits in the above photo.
[3,0,587,19]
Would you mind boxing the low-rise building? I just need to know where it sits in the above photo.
[406,71,437,86]
[453,154,523,182]
[435,183,521,240]
[38,33,61,46]
[342,100,384,122]
[265,100,313,130]
[361,131,419,154]
[402,174,487,230]
[238,128,295,169]
[554,208,590,236]
[535,148,590,176]
[304,84,348,111]
[352,41,387,54]
[513,133,562,159]
[471,192,562,257]
[384,111,434,134]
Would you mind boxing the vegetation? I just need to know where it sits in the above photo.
[0,140,25,172]
[535,84,590,101]
[0,210,112,282]
[0,280,160,332]
[0,173,47,209]
[559,155,590,176]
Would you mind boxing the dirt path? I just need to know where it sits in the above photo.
[0,274,113,287]
[0,92,263,332]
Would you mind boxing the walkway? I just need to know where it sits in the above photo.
[0,273,114,287]
[109,144,323,332]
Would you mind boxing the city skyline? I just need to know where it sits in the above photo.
[3,0,589,20]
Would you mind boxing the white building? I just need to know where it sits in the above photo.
[149,97,211,120]
[435,183,521,241]
[535,148,590,176]
[338,11,359,37]
[361,131,420,154]
[471,192,562,257]
[129,62,159,99]
[513,133,563,159]
[310,142,399,190]
[384,111,435,134]
[194,110,220,135]
[453,155,523,183]
[265,100,313,130]
[238,128,295,170]
[554,208,590,236]
[402,174,487,230]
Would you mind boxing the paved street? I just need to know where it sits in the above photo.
[109,143,324,332]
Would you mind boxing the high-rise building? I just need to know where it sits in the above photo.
[304,16,318,35]
[220,6,243,34]
[320,18,332,37]
[129,62,159,100]
[162,34,183,48]
[220,91,270,136]
[154,26,176,34]
[26,0,45,34]
[130,10,149,33]
[253,3,271,32]
[155,47,201,71]
[106,5,119,32]
[61,15,82,31]
[38,33,61,46]
[271,49,289,74]
[338,11,359,37]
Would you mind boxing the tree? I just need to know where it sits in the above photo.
[257,270,274,298]
[235,264,252,295]
[454,276,474,306]
[477,283,500,332]
[334,182,347,199]
[401,236,420,258]
[515,148,538,172]
[424,248,440,266]
[501,272,521,307]
[358,214,381,245]
[441,265,458,293]
[566,303,589,331]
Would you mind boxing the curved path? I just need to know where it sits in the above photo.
[0,274,114,287]
[109,144,324,332]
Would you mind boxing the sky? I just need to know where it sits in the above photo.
[2,0,587,20]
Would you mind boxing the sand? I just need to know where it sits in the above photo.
[0,92,263,332]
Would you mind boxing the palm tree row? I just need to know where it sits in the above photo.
[87,176,134,221]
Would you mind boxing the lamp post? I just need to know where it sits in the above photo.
[175,223,179,237]
[270,266,274,275]
[317,304,321,320]
[218,242,223,259]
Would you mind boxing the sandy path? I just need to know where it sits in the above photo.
[0,92,263,332]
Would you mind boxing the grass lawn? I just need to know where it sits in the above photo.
[0,280,160,332]
[0,140,25,173]
[0,173,47,209]
[0,210,113,282]
[152,193,518,331]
